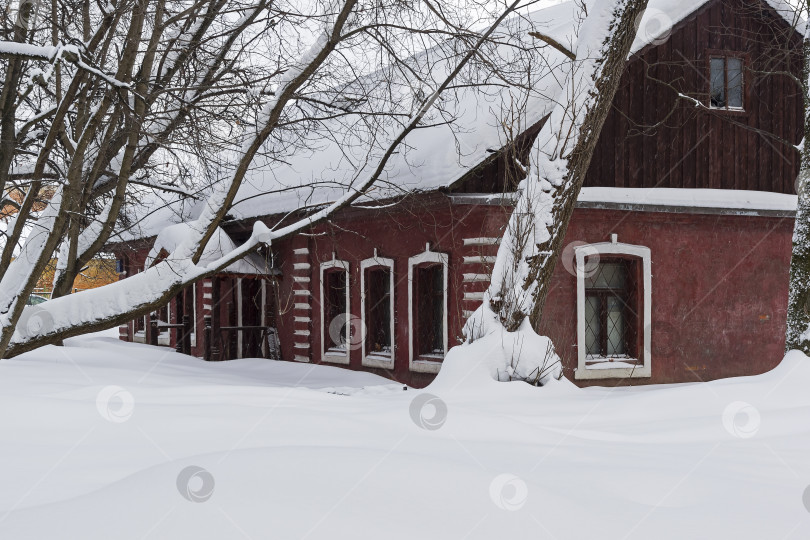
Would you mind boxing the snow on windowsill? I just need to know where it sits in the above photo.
[323,351,349,364]
[362,353,394,369]
[416,353,445,362]
[586,359,642,370]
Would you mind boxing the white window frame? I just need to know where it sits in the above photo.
[408,247,449,373]
[189,283,197,347]
[575,241,651,380]
[360,254,395,370]
[320,258,350,365]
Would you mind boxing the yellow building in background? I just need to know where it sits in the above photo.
[32,257,118,298]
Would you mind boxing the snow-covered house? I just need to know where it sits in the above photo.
[111,0,803,387]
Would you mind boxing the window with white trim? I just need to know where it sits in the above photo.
[189,283,198,347]
[584,260,638,362]
[361,254,395,369]
[408,247,448,373]
[575,241,651,380]
[320,258,350,364]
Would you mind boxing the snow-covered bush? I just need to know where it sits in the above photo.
[460,303,561,385]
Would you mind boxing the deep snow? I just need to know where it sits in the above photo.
[0,330,809,539]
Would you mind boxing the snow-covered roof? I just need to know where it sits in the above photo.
[123,0,802,240]
[145,223,274,275]
[631,0,803,54]
[577,187,798,215]
[227,0,803,223]
[226,1,578,223]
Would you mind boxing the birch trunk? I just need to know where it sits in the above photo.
[487,0,649,331]
[785,6,810,353]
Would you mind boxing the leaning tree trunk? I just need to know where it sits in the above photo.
[785,10,810,354]
[487,0,650,331]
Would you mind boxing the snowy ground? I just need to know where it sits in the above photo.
[0,331,809,539]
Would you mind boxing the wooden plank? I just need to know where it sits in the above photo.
[655,41,671,188]
[668,23,683,189]
[643,47,657,188]
[681,14,698,190]
[614,74,626,188]
[627,60,643,188]
[695,9,710,190]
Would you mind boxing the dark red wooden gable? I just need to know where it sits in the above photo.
[451,0,803,196]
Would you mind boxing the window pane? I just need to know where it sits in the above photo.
[326,270,347,350]
[417,265,444,355]
[710,57,725,108]
[606,296,626,356]
[727,57,743,108]
[584,262,626,289]
[366,268,392,354]
[585,295,601,356]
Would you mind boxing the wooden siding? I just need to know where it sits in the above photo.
[586,0,803,193]
[451,0,803,196]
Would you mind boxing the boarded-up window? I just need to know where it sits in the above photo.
[324,269,348,351]
[584,260,640,364]
[710,56,743,109]
[365,268,392,355]
[416,265,444,356]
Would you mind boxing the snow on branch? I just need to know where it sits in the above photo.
[0,41,132,89]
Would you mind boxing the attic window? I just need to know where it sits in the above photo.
[710,55,744,110]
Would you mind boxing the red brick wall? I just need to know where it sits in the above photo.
[114,201,793,389]
[541,208,792,386]
[273,202,791,388]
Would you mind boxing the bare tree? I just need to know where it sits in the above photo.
[484,0,651,332]
[0,0,536,358]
